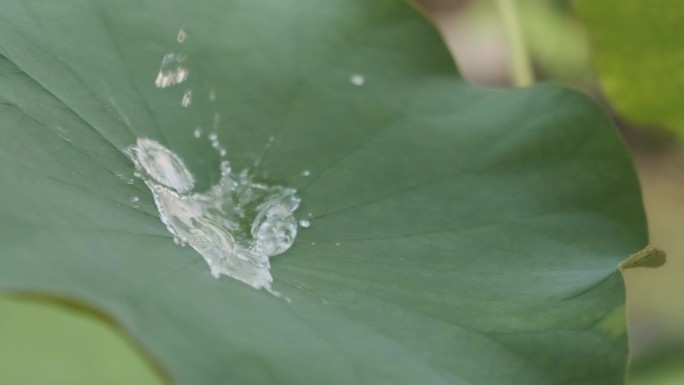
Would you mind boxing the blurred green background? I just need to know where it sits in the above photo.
[1,0,681,384]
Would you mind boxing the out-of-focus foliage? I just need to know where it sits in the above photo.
[575,0,684,133]
[0,296,162,385]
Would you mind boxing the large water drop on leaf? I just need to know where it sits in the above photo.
[126,138,301,292]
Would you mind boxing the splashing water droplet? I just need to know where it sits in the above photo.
[350,74,365,86]
[208,132,228,156]
[209,89,216,102]
[177,28,187,43]
[131,196,140,203]
[301,170,311,177]
[181,90,192,107]
[155,53,189,88]
[193,127,202,138]
[127,138,301,292]
[125,138,195,194]
[335,242,341,246]
[299,219,310,228]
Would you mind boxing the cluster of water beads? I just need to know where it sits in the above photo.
[126,138,304,292]
[155,28,193,111]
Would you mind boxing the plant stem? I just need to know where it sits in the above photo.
[496,0,533,86]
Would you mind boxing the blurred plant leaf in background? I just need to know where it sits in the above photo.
[575,0,684,133]
[0,0,647,384]
[519,0,591,84]
[0,296,163,385]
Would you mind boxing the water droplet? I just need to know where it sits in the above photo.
[209,89,216,102]
[301,170,311,177]
[311,242,316,246]
[299,219,310,228]
[126,178,135,185]
[350,74,365,86]
[209,133,219,148]
[131,196,140,203]
[335,242,340,246]
[181,90,192,107]
[176,28,187,43]
[127,138,302,293]
[208,132,228,156]
[125,138,195,194]
[193,127,202,138]
[307,212,313,218]
[154,53,189,88]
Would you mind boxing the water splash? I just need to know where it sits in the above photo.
[155,53,189,88]
[126,138,300,291]
[299,219,310,228]
[193,127,202,138]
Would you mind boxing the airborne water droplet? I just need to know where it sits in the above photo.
[299,219,310,228]
[181,90,192,107]
[193,127,202,138]
[177,28,187,43]
[301,170,311,177]
[208,132,228,156]
[126,138,301,293]
[131,196,140,203]
[154,53,189,88]
[350,74,365,86]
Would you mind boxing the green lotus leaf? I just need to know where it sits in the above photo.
[0,0,647,384]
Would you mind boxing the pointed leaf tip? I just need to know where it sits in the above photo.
[619,245,666,271]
